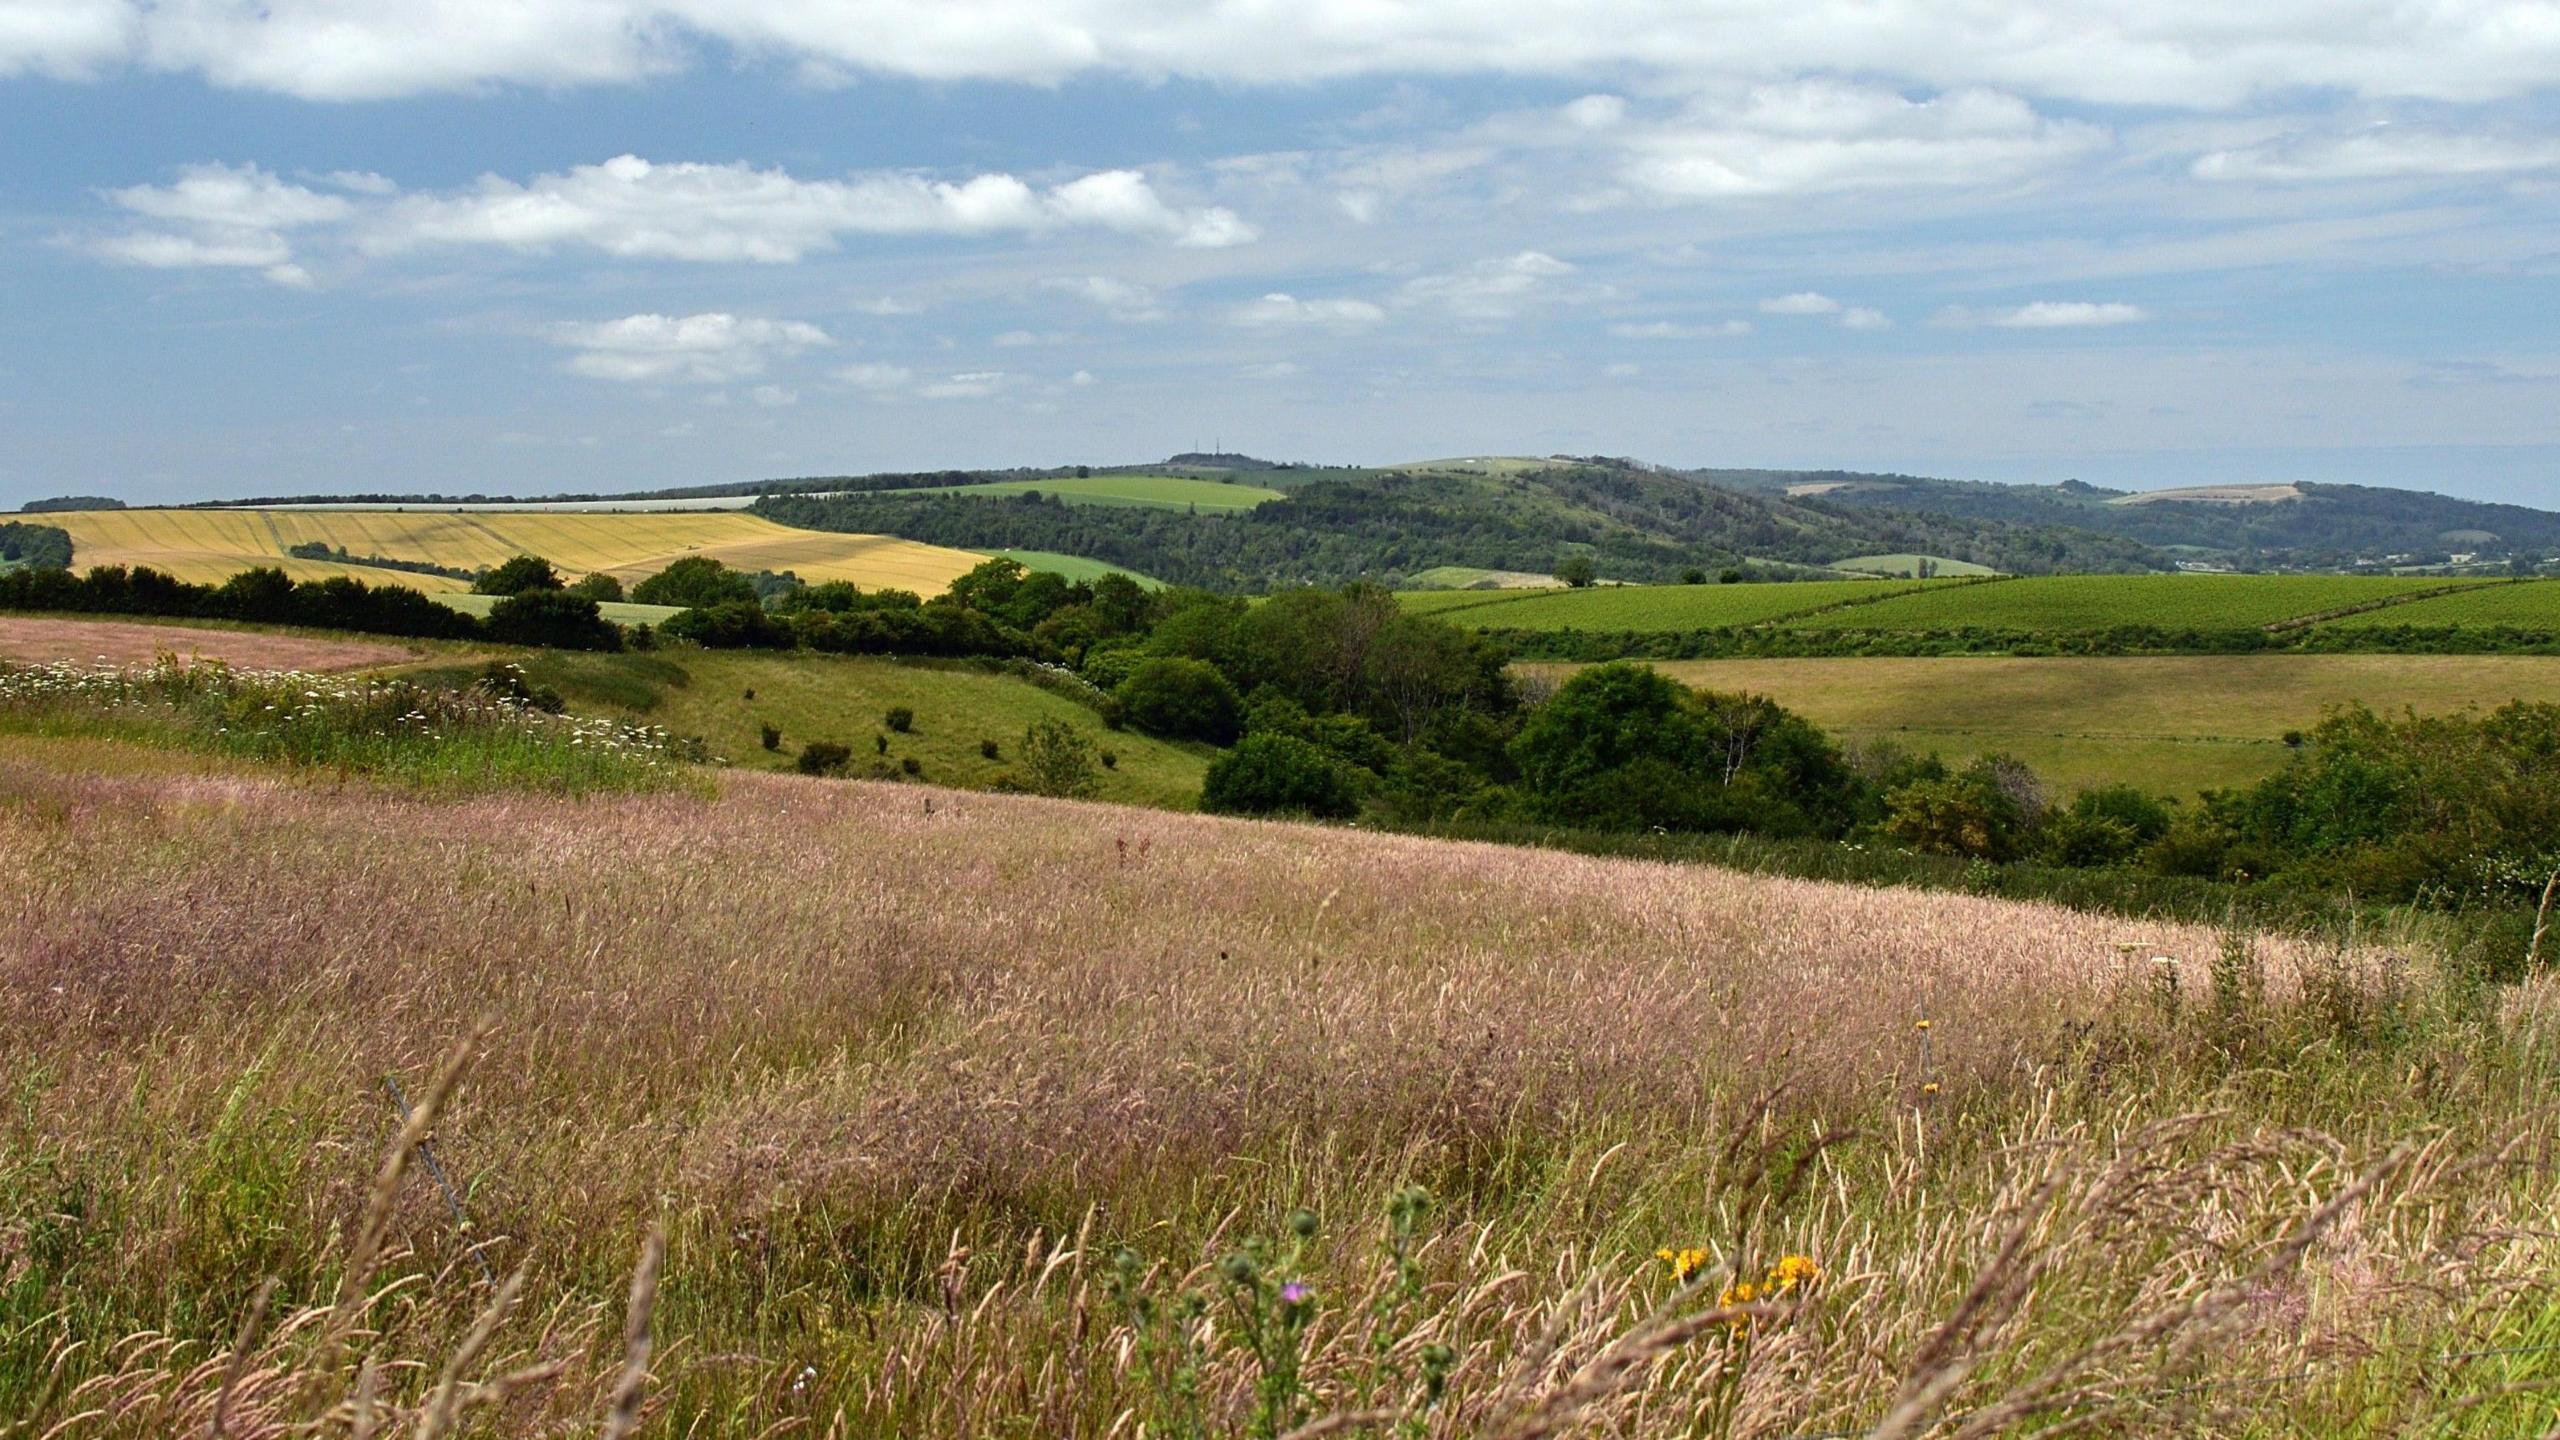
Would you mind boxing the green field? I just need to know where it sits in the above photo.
[2316,578,2560,629]
[973,549,1165,588]
[399,647,1210,809]
[934,474,1284,511]
[1781,574,2485,632]
[431,591,685,625]
[1401,578,1936,628]
[1828,553,1998,579]
[1528,653,2560,796]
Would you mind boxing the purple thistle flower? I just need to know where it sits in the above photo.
[1280,1282,1310,1305]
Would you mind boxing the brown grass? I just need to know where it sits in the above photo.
[3,743,2556,1436]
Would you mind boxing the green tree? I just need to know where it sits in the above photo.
[1116,657,1243,743]
[632,555,757,609]
[1555,554,1598,588]
[569,571,625,602]
[1201,734,1363,819]
[485,588,622,651]
[475,554,563,597]
[1015,716,1101,798]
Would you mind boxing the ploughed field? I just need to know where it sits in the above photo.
[40,507,985,595]
[1405,573,2542,635]
[4,742,2557,1436]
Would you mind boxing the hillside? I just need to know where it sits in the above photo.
[1707,469,2560,567]
[758,457,2165,590]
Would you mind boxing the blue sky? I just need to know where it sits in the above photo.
[4,3,2558,508]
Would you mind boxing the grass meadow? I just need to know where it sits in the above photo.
[4,736,2560,1436]
[1528,654,2560,795]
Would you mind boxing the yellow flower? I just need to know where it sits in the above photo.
[1656,1246,1710,1284]
[1767,1254,1822,1291]
[1913,1019,1931,1031]
[1921,1081,1941,1096]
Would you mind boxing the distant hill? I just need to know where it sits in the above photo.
[1703,470,2560,567]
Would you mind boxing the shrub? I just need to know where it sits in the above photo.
[473,661,565,713]
[980,738,1001,760]
[885,706,915,733]
[570,572,625,602]
[486,589,622,652]
[661,601,792,650]
[760,723,782,751]
[1201,733,1363,819]
[901,756,923,777]
[475,554,564,597]
[796,740,852,775]
[874,733,890,755]
[1014,716,1100,798]
[1114,657,1242,743]
[1099,748,1118,770]
[1555,554,1598,588]
[632,555,758,609]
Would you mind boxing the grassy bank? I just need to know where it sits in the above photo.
[3,751,2557,1435]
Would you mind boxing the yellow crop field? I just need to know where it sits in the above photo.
[43,508,985,595]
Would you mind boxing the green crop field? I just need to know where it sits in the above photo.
[2316,578,2560,629]
[933,474,1284,511]
[972,549,1165,588]
[1525,653,2560,796]
[1400,578,1937,629]
[431,591,685,626]
[1779,574,2487,631]
[398,648,1210,809]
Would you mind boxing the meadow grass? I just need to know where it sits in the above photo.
[3,750,2556,1436]
[1525,653,2560,796]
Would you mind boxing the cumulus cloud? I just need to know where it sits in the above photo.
[547,311,831,383]
[81,161,347,285]
[1044,274,1164,321]
[364,155,1252,262]
[14,2,2559,106]
[1599,83,2108,201]
[2194,125,2560,183]
[834,361,914,390]
[1937,301,2153,328]
[1839,306,1892,330]
[1397,250,1580,320]
[1231,293,1386,329]
[1761,291,1844,315]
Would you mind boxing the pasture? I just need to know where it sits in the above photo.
[39,507,985,594]
[3,743,2556,1435]
[1400,577,1935,628]
[927,473,1283,511]
[1780,573,2482,631]
[1536,653,2560,794]
[2316,577,2560,629]
[971,548,1165,588]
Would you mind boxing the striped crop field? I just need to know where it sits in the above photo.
[2315,578,2560,629]
[1777,574,2492,632]
[41,508,985,594]
[1399,578,1940,629]
[929,474,1284,511]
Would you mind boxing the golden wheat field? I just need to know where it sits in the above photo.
[42,507,984,594]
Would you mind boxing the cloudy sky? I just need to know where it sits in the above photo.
[4,2,2558,507]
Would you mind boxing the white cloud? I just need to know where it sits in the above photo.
[363,155,1252,262]
[1397,250,1578,320]
[18,3,2560,106]
[1840,306,1893,330]
[834,361,914,390]
[1761,291,1844,315]
[1937,301,2154,329]
[1045,274,1163,321]
[750,383,798,406]
[1231,293,1386,329]
[2194,126,2560,184]
[1068,369,1097,386]
[547,311,831,383]
[1609,320,1752,339]
[850,295,921,315]
[1608,83,2108,201]
[919,370,1008,399]
[83,161,347,286]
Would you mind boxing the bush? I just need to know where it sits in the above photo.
[1201,733,1363,819]
[797,740,852,776]
[1014,716,1101,798]
[633,555,758,609]
[1114,657,1242,743]
[570,572,625,602]
[1555,554,1598,588]
[874,733,890,755]
[475,554,564,597]
[760,723,782,751]
[661,601,793,650]
[980,738,1001,760]
[1100,749,1118,770]
[472,661,565,713]
[885,706,915,733]
[901,756,923,777]
[486,589,623,651]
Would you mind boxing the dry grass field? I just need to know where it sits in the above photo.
[0,615,421,670]
[5,734,2558,1436]
[42,508,984,594]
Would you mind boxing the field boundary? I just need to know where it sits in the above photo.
[2263,577,2519,631]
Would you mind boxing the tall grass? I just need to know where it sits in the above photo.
[2,757,2556,1435]
[0,656,685,793]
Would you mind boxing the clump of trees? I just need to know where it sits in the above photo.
[0,522,75,571]
[0,562,617,648]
